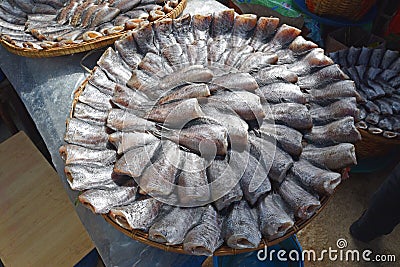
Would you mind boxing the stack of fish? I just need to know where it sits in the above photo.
[330,47,400,139]
[0,0,180,49]
[60,10,361,256]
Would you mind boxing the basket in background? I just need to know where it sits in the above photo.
[305,0,377,21]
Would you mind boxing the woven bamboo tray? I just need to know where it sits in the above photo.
[355,129,400,159]
[0,0,187,58]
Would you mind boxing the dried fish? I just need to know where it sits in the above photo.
[109,131,158,154]
[107,108,156,132]
[97,47,132,84]
[310,98,359,125]
[263,103,313,130]
[256,83,306,104]
[60,144,116,166]
[64,118,108,149]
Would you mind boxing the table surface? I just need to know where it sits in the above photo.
[0,1,228,266]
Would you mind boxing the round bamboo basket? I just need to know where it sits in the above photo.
[355,129,400,159]
[305,0,376,21]
[0,0,187,58]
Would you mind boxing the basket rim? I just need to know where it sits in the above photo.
[358,128,400,145]
[0,0,187,58]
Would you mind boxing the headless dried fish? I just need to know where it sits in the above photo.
[209,90,265,122]
[230,14,257,48]
[173,14,194,45]
[59,144,116,166]
[223,201,261,249]
[109,131,158,154]
[201,102,249,152]
[254,65,298,85]
[363,100,380,114]
[258,122,303,157]
[237,52,278,73]
[157,83,210,105]
[114,34,143,68]
[56,29,83,42]
[224,45,254,66]
[378,117,392,131]
[177,151,210,205]
[0,7,26,25]
[288,36,318,55]
[0,1,27,17]
[278,175,320,219]
[256,83,306,104]
[73,102,107,126]
[337,49,348,67]
[0,18,25,31]
[365,112,380,125]
[260,24,301,53]
[211,9,235,38]
[65,164,120,190]
[305,116,361,145]
[183,205,223,256]
[109,198,163,231]
[149,206,203,245]
[132,22,157,54]
[257,194,294,240]
[375,99,393,116]
[57,0,78,24]
[264,103,313,130]
[153,18,176,48]
[107,108,156,132]
[78,83,112,111]
[249,17,279,50]
[301,143,357,170]
[111,0,140,12]
[207,38,228,63]
[306,80,360,104]
[357,47,372,66]
[187,40,208,66]
[230,150,271,206]
[383,98,400,114]
[162,42,189,68]
[113,141,161,177]
[287,48,333,76]
[207,158,243,211]
[79,185,138,214]
[291,160,341,195]
[211,72,258,92]
[126,70,159,97]
[88,67,116,96]
[378,69,398,82]
[97,47,131,84]
[112,83,150,110]
[249,134,293,183]
[298,64,349,89]
[192,14,212,41]
[389,57,400,72]
[346,46,361,66]
[138,52,173,78]
[369,49,384,68]
[310,98,359,124]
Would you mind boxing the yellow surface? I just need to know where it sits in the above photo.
[0,132,94,266]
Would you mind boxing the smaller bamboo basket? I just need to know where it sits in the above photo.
[355,129,400,159]
[0,0,187,58]
[305,0,377,21]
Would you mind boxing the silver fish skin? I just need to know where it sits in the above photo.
[183,205,223,256]
[223,201,261,249]
[107,109,156,132]
[173,14,194,45]
[109,198,163,231]
[237,52,278,73]
[187,40,208,66]
[207,38,228,63]
[310,97,359,124]
[258,122,303,157]
[378,117,393,131]
[90,5,120,28]
[389,57,400,72]
[383,98,400,114]
[230,14,257,48]
[79,4,101,28]
[155,117,228,157]
[209,90,266,122]
[363,100,380,114]
[378,69,398,82]
[369,48,385,68]
[132,22,157,54]
[264,103,313,130]
[138,52,174,78]
[288,36,318,54]
[254,65,298,85]
[113,141,161,177]
[64,118,108,150]
[297,64,349,89]
[97,47,131,84]
[157,83,210,105]
[145,98,205,128]
[162,43,189,70]
[139,141,182,196]
[211,72,258,92]
[301,143,357,170]
[73,102,107,126]
[376,99,393,116]
[256,83,306,104]
[0,1,27,17]
[177,151,210,205]
[346,46,361,66]
[159,65,213,92]
[291,159,341,195]
[112,83,151,111]
[153,18,176,48]
[65,164,120,191]
[257,194,294,240]
[278,175,321,220]
[114,34,142,69]
[211,9,235,38]
[79,185,138,214]
[60,144,116,166]
[57,0,78,24]
[365,113,380,125]
[230,150,271,206]
[110,0,140,12]
[286,48,333,76]
[201,102,249,152]
[224,45,254,67]
[149,206,203,245]
[87,66,116,96]
[260,24,301,53]
[304,116,361,145]
[306,80,360,104]
[192,14,212,41]
[126,69,159,98]
[249,134,293,183]
[207,158,243,211]
[249,17,280,50]
[109,132,158,154]
[78,83,112,111]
